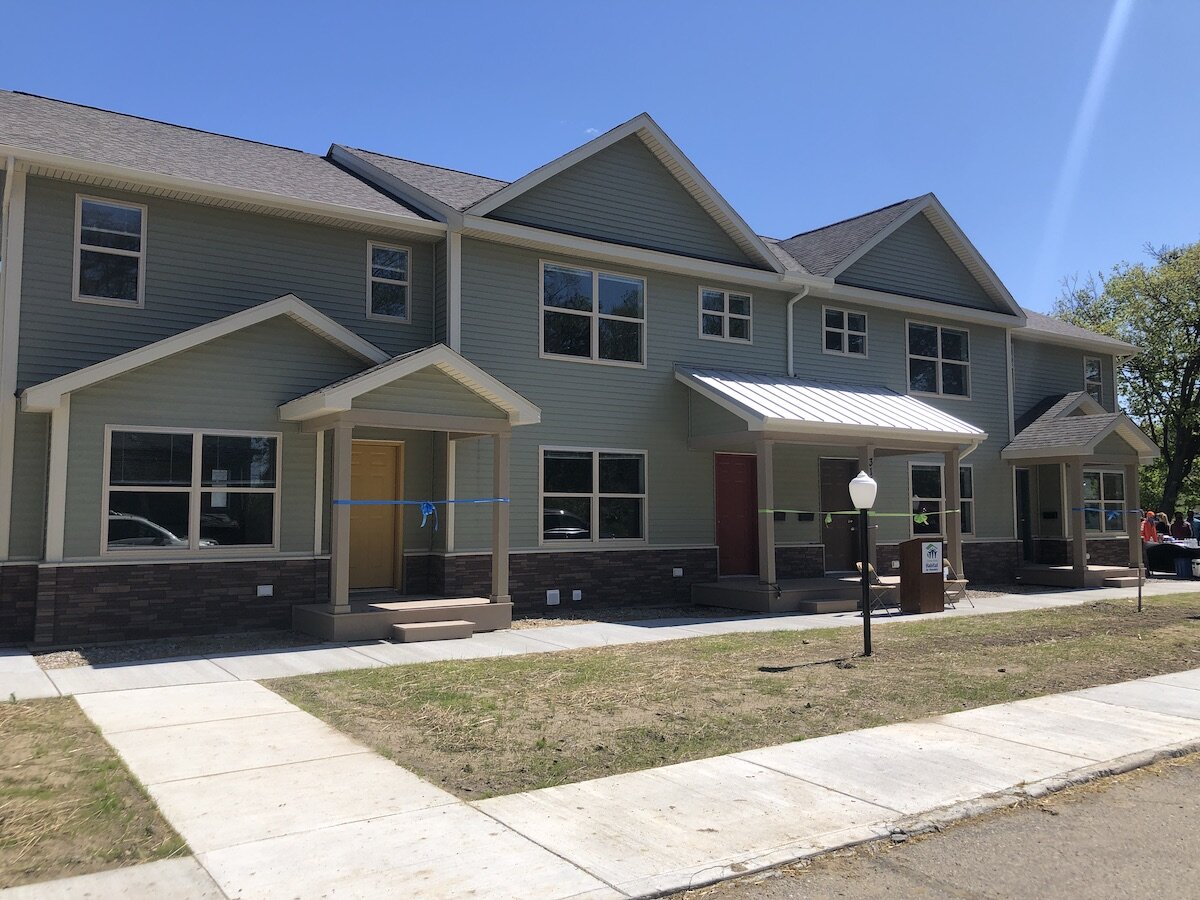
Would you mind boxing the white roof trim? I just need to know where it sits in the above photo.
[21,295,388,412]
[278,344,541,426]
[676,367,987,446]
[328,144,460,224]
[825,195,1025,320]
[1011,323,1139,355]
[464,113,783,273]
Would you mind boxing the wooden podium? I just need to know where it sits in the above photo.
[899,538,944,613]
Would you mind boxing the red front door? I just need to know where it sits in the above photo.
[715,453,758,576]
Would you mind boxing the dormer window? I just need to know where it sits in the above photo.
[74,196,146,307]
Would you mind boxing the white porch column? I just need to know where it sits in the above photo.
[1067,460,1087,585]
[1125,461,1142,570]
[44,397,70,562]
[328,423,353,612]
[756,438,776,585]
[490,431,511,603]
[944,447,962,575]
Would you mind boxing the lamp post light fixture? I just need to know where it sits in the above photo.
[848,470,878,657]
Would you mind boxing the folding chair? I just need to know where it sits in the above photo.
[856,562,901,616]
[943,562,974,608]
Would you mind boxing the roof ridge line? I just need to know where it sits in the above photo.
[781,195,928,242]
[344,146,509,185]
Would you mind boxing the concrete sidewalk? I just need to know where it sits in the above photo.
[22,665,1200,898]
[4,579,1195,700]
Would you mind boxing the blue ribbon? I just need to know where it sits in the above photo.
[331,498,510,531]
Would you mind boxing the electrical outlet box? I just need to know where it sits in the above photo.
[672,567,684,577]
[890,560,900,570]
[256,584,274,597]
[572,589,582,602]
[546,589,560,606]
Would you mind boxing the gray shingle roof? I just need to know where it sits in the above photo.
[1018,309,1137,352]
[771,196,928,276]
[0,90,425,219]
[1006,411,1123,454]
[338,147,509,211]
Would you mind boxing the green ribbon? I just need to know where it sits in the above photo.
[759,508,961,526]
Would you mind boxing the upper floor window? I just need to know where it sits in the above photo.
[699,288,751,343]
[368,242,411,321]
[1084,356,1103,403]
[824,307,867,356]
[908,322,969,397]
[541,262,645,366]
[1083,469,1125,533]
[75,196,146,307]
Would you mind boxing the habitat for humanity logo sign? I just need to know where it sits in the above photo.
[921,541,943,574]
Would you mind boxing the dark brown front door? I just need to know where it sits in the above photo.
[715,453,758,576]
[821,458,859,572]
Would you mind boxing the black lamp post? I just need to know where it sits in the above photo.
[849,470,878,657]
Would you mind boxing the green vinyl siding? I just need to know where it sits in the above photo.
[353,368,507,419]
[62,317,366,558]
[837,213,1002,313]
[1012,339,1115,418]
[488,136,757,267]
[17,175,437,390]
[7,410,48,559]
[1093,432,1139,458]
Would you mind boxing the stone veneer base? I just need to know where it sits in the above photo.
[1,564,37,645]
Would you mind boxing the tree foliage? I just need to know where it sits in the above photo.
[1056,241,1200,514]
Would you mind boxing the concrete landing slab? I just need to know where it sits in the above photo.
[198,802,620,900]
[0,858,221,899]
[0,650,58,700]
[1071,679,1200,721]
[477,754,894,897]
[46,657,235,695]
[149,753,457,853]
[348,640,446,666]
[105,709,366,784]
[465,630,574,656]
[207,644,381,680]
[936,694,1200,761]
[737,722,1090,815]
[75,680,295,733]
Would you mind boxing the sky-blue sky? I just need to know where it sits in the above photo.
[4,1,1196,311]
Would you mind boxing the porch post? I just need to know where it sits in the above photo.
[944,447,963,575]
[1125,461,1141,570]
[1067,460,1087,586]
[490,431,511,603]
[329,423,353,613]
[756,438,776,585]
[857,446,876,570]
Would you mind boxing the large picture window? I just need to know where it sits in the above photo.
[542,448,646,542]
[105,429,279,552]
[1083,469,1125,533]
[368,242,411,321]
[542,262,645,366]
[699,288,752,343]
[908,322,970,397]
[74,196,146,307]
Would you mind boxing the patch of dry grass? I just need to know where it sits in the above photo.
[271,594,1200,800]
[0,698,186,889]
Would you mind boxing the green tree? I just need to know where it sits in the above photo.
[1056,241,1200,514]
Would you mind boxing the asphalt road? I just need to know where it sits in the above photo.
[681,753,1200,899]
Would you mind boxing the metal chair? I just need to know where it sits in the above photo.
[856,562,901,616]
[943,562,974,608]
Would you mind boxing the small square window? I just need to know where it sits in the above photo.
[698,288,752,343]
[823,307,867,357]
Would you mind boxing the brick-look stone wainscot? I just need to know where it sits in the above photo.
[441,548,719,612]
[1033,538,1133,567]
[33,558,329,646]
[962,541,1020,584]
[1,564,37,645]
[775,545,824,579]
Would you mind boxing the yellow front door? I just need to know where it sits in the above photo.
[349,441,403,590]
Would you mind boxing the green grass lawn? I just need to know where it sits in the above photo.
[271,594,1200,800]
[0,698,186,889]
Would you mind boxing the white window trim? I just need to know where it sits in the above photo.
[101,425,282,557]
[366,240,413,323]
[72,194,148,308]
[698,287,753,344]
[539,259,647,369]
[539,445,648,547]
[906,319,971,400]
[909,461,946,539]
[1084,355,1103,404]
[959,463,975,536]
[1082,467,1126,535]
[821,305,868,358]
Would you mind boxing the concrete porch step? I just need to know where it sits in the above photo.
[1103,576,1143,588]
[792,598,861,614]
[392,620,475,643]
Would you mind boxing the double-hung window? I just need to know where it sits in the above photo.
[1083,470,1125,533]
[1084,357,1103,404]
[74,196,146,306]
[699,288,752,342]
[542,263,645,365]
[105,429,279,552]
[542,448,646,542]
[368,242,411,321]
[908,322,970,396]
[911,463,976,536]
[959,466,974,535]
[823,308,867,356]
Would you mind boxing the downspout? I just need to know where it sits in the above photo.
[785,285,810,377]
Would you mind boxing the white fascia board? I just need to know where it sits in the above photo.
[0,142,448,237]
[1009,326,1139,356]
[761,416,987,445]
[1000,445,1090,461]
[1080,415,1161,460]
[673,370,763,428]
[328,145,462,226]
[464,113,782,273]
[21,295,388,412]
[811,281,1025,328]
[464,215,796,289]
